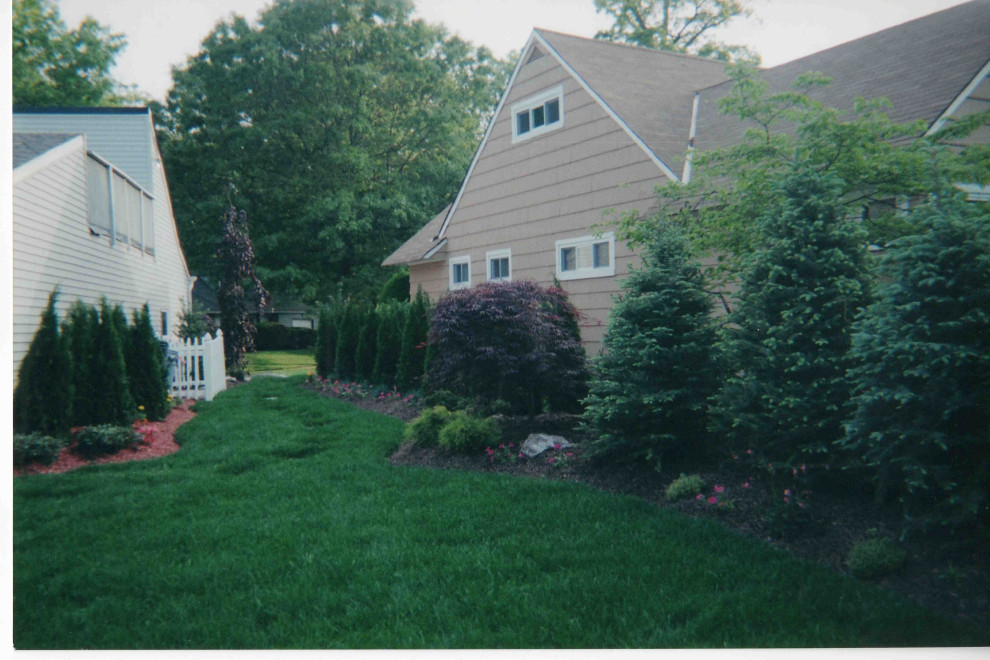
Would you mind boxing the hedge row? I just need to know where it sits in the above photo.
[314,288,430,390]
[14,292,170,437]
[254,322,316,351]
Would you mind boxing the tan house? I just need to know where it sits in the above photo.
[384,1,990,355]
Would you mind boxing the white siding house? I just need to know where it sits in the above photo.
[12,107,195,381]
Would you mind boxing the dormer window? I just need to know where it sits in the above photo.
[511,86,564,143]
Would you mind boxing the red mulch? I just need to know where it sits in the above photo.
[14,400,196,476]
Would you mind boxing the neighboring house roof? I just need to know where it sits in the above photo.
[382,205,450,267]
[14,106,158,190]
[692,0,990,160]
[12,132,79,168]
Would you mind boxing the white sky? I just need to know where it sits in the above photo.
[53,0,975,103]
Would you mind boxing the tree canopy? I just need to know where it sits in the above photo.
[155,0,512,302]
[13,0,130,106]
[594,0,759,62]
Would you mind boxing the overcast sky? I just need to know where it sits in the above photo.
[52,0,976,102]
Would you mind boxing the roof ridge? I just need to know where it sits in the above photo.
[533,28,738,68]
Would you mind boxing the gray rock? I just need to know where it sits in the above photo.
[521,433,573,458]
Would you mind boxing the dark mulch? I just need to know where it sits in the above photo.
[313,384,990,631]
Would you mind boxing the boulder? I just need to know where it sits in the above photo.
[521,433,573,458]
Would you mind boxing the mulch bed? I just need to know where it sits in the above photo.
[14,400,196,476]
[316,385,990,631]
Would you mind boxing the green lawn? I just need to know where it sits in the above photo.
[244,349,315,376]
[13,377,987,648]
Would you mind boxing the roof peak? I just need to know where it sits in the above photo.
[532,28,739,68]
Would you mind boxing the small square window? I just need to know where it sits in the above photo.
[593,242,610,268]
[545,99,560,124]
[517,111,530,135]
[450,256,471,290]
[532,105,545,128]
[560,247,576,272]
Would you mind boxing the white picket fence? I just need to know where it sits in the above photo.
[167,331,226,401]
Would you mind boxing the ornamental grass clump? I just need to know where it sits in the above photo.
[404,406,452,446]
[847,537,906,579]
[665,474,706,501]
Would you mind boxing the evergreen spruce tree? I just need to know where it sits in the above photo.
[582,223,722,471]
[355,305,378,382]
[13,290,73,437]
[90,298,136,425]
[840,194,990,534]
[127,304,170,421]
[334,301,362,381]
[63,300,99,427]
[396,288,430,391]
[373,302,407,387]
[715,169,872,464]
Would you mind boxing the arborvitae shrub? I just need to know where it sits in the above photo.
[379,269,410,303]
[373,302,407,387]
[63,301,98,427]
[396,287,430,391]
[355,306,379,382]
[334,301,363,381]
[314,304,340,378]
[582,223,722,471]
[841,195,990,535]
[715,170,871,465]
[90,299,136,425]
[127,304,170,421]
[427,281,588,416]
[13,290,74,437]
[437,412,500,453]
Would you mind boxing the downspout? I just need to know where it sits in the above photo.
[681,92,701,184]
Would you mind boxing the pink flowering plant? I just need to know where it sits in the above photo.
[545,443,576,470]
[485,443,523,465]
[695,483,735,510]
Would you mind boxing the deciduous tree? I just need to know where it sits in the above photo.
[594,0,758,62]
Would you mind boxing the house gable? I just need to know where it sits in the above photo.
[12,109,195,378]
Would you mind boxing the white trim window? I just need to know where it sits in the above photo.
[511,85,564,143]
[486,248,512,282]
[449,255,471,290]
[556,233,616,281]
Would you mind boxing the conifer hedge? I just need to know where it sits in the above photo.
[13,291,73,437]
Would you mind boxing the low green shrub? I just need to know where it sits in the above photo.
[404,406,452,447]
[256,322,316,351]
[665,474,706,501]
[422,389,476,413]
[437,412,500,453]
[847,537,906,579]
[74,425,141,458]
[13,433,66,467]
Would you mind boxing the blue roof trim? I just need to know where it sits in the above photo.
[13,106,150,115]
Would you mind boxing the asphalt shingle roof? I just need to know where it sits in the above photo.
[382,205,451,267]
[12,132,79,169]
[692,0,990,157]
[536,29,730,176]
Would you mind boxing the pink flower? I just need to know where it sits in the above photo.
[743,482,751,489]
[731,453,739,460]
[746,449,753,455]
[714,485,725,494]
[784,489,792,496]
[565,452,574,457]
[553,443,562,450]
[707,496,718,505]
[547,458,555,464]
[800,464,807,473]
[792,468,798,476]
[798,502,806,509]
[695,494,704,501]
